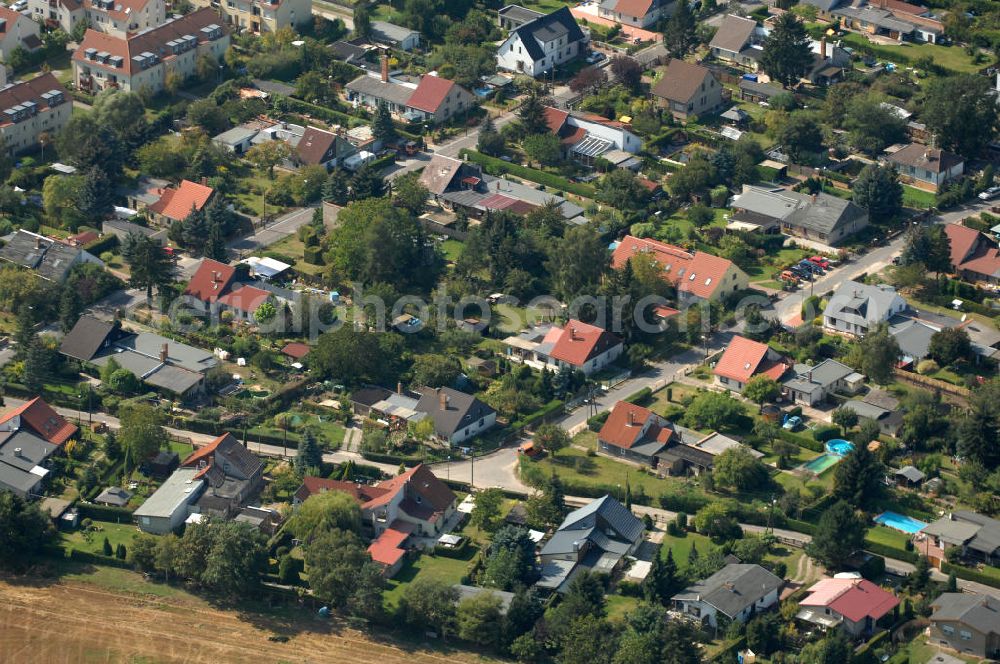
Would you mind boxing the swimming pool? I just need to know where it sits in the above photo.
[826,439,855,456]
[802,454,842,475]
[874,511,928,534]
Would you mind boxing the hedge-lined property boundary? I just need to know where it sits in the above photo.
[459,149,597,198]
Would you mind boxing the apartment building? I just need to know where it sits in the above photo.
[72,8,229,94]
[187,0,311,34]
[0,6,41,62]
[0,73,71,154]
[29,0,166,37]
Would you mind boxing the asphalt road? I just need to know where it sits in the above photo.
[227,205,317,254]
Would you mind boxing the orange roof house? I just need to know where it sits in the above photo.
[944,223,1000,285]
[0,397,77,446]
[611,235,749,302]
[501,319,624,376]
[183,258,237,304]
[216,285,273,322]
[598,401,674,465]
[146,179,215,224]
[713,335,790,391]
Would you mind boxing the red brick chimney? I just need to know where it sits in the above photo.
[381,54,389,83]
[627,410,635,426]
[820,37,827,59]
[397,381,403,395]
[160,343,168,363]
[439,390,448,410]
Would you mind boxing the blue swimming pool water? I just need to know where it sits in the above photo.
[826,439,855,456]
[802,454,841,474]
[874,511,928,534]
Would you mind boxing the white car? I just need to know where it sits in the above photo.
[10,1,26,10]
[978,186,1000,201]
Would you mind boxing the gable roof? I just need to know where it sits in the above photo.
[611,235,742,300]
[293,475,389,505]
[0,397,77,446]
[414,387,496,439]
[0,229,90,281]
[782,358,859,393]
[364,463,456,515]
[598,401,672,450]
[0,74,68,130]
[652,59,716,103]
[611,0,654,16]
[296,126,338,165]
[182,432,263,480]
[147,179,214,222]
[826,280,905,326]
[673,564,783,618]
[549,319,623,366]
[931,593,1000,635]
[945,223,1000,279]
[216,285,271,314]
[509,6,586,62]
[888,144,964,174]
[542,495,644,555]
[406,75,459,113]
[371,20,418,43]
[184,258,237,303]
[714,335,788,384]
[280,342,311,359]
[59,315,121,362]
[801,577,899,623]
[710,14,758,53]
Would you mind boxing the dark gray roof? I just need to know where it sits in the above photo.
[895,465,925,482]
[782,358,858,394]
[738,79,783,99]
[924,512,1000,556]
[542,495,643,557]
[841,400,890,421]
[59,315,120,362]
[345,74,415,107]
[673,564,783,619]
[207,433,264,481]
[709,14,757,54]
[931,593,1000,635]
[862,389,900,412]
[95,486,132,506]
[0,230,89,281]
[0,430,57,496]
[498,4,544,26]
[453,585,516,613]
[510,6,585,62]
[415,387,496,438]
[784,193,867,236]
[330,40,367,63]
[889,317,937,361]
[102,218,165,241]
[371,20,419,44]
[801,0,845,10]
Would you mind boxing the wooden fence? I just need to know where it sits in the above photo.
[892,368,971,400]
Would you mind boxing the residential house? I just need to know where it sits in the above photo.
[495,6,588,78]
[542,106,642,164]
[709,14,766,69]
[658,430,763,477]
[731,185,869,246]
[929,593,1000,659]
[738,78,783,104]
[212,124,261,155]
[597,401,673,466]
[502,319,624,375]
[841,391,903,437]
[598,0,674,29]
[187,0,310,34]
[823,281,907,337]
[294,464,457,577]
[295,125,357,170]
[497,4,543,31]
[370,20,420,51]
[802,0,943,42]
[215,284,273,323]
[435,169,587,224]
[131,178,215,227]
[280,342,310,362]
[672,564,783,628]
[0,229,103,281]
[943,223,1000,285]
[781,359,864,406]
[30,0,165,37]
[886,144,964,193]
[414,387,497,446]
[134,467,205,534]
[797,577,900,638]
[60,315,218,397]
[418,153,485,202]
[329,39,368,65]
[182,433,264,519]
[920,512,1000,566]
[713,335,791,393]
[346,65,475,125]
[101,218,167,244]
[0,397,77,498]
[651,59,723,121]
[0,74,71,155]
[0,7,41,62]
[611,235,749,303]
[95,486,132,506]
[73,10,230,94]
[893,465,926,488]
[537,495,644,593]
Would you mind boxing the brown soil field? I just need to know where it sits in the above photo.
[0,574,498,664]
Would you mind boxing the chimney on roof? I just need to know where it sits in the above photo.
[201,176,208,186]
[381,53,389,83]
[397,381,403,395]
[811,193,818,203]
[34,236,41,249]
[723,582,735,591]
[570,326,578,340]
[628,410,635,426]
[213,271,221,283]
[439,390,448,411]
[820,37,827,59]
[13,447,21,457]
[160,343,168,363]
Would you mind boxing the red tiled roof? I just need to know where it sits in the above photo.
[613,0,654,17]
[82,0,156,22]
[147,179,214,223]
[0,74,69,129]
[883,0,928,16]
[184,258,236,303]
[944,223,980,267]
[217,285,271,314]
[0,397,77,446]
[364,464,455,513]
[637,177,661,192]
[944,224,1000,280]
[68,231,99,246]
[802,578,899,623]
[294,476,390,505]
[368,520,414,567]
[653,304,680,319]
[543,106,569,134]
[479,193,539,215]
[611,235,739,300]
[182,432,231,468]
[406,75,456,113]
[598,401,673,450]
[549,319,623,367]
[280,342,311,359]
[713,335,787,384]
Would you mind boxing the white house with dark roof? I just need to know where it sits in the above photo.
[346,65,474,124]
[886,144,964,193]
[823,281,907,338]
[0,229,102,281]
[672,563,782,628]
[496,6,588,77]
[414,387,496,446]
[370,20,420,51]
[731,185,869,246]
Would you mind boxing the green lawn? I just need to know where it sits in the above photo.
[902,185,937,209]
[840,33,984,74]
[606,594,641,622]
[61,521,140,556]
[55,560,193,599]
[266,233,325,276]
[867,524,913,550]
[383,550,476,608]
[657,530,720,569]
[441,239,464,263]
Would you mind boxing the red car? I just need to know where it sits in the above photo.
[809,256,830,269]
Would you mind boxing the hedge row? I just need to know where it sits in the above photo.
[368,154,396,173]
[77,503,134,522]
[64,548,132,570]
[459,149,597,198]
[511,399,565,430]
[855,628,891,657]
[623,387,652,406]
[863,539,918,563]
[587,411,611,432]
[360,451,420,466]
[83,234,120,256]
[280,97,367,128]
[776,428,823,453]
[941,561,1000,589]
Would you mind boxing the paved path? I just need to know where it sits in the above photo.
[227,205,316,255]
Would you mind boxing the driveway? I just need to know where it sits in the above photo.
[228,206,316,255]
[85,288,147,321]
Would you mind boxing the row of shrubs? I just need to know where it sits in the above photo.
[459,149,597,199]
[941,560,1000,589]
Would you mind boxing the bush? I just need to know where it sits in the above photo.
[459,149,596,198]
[864,538,918,563]
[303,245,324,265]
[76,503,133,522]
[941,561,1000,589]
[587,411,610,432]
[617,580,643,597]
[916,359,939,375]
[623,387,652,405]
[812,424,841,443]
[84,234,120,256]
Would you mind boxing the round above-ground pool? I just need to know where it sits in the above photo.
[826,439,855,456]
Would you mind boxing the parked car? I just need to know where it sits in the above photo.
[780,270,799,282]
[978,186,1000,201]
[799,260,823,275]
[809,256,830,269]
[782,415,803,431]
[790,266,812,280]
[9,0,26,9]
[585,51,606,65]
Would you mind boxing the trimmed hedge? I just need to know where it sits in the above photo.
[856,628,891,656]
[360,451,420,466]
[941,561,1000,589]
[623,387,652,406]
[658,492,711,515]
[83,233,120,256]
[281,97,367,128]
[587,411,611,432]
[303,246,324,265]
[76,503,134,522]
[785,518,816,535]
[776,428,823,453]
[511,399,565,430]
[459,149,596,198]
[368,154,396,173]
[864,539,918,563]
[64,548,132,569]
